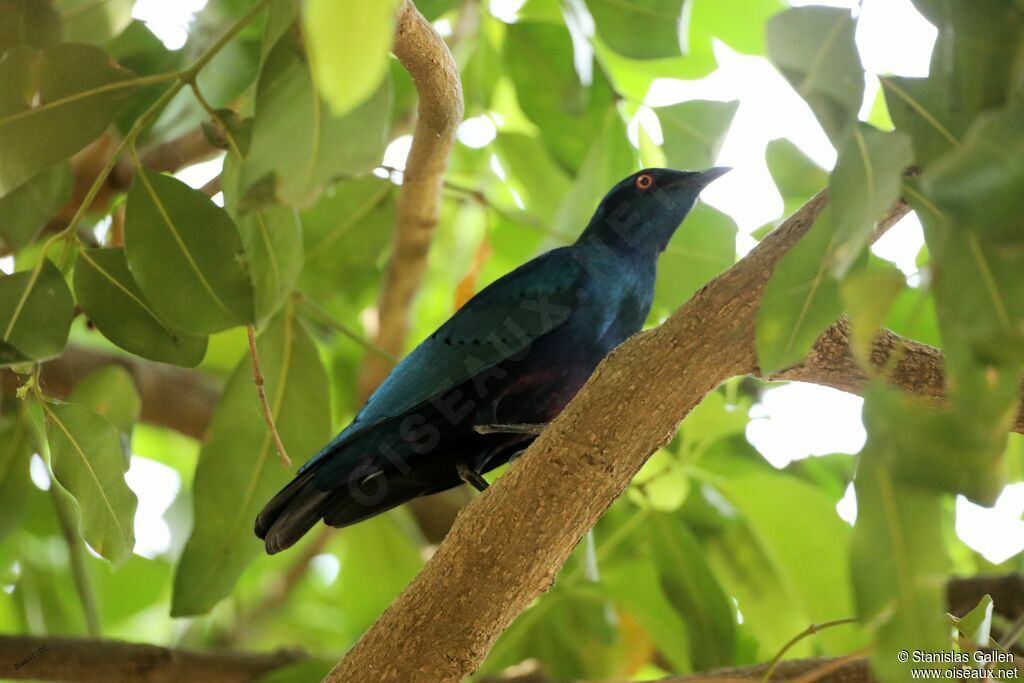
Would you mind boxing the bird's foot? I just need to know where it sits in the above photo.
[473,422,548,436]
[457,463,490,492]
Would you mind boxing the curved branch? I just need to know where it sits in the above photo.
[325,189,1023,680]
[0,635,304,683]
[357,0,464,402]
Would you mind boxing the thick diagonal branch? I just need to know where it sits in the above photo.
[358,0,464,402]
[0,634,304,683]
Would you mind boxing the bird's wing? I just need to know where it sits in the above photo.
[300,247,584,472]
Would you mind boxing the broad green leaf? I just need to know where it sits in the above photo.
[125,169,255,334]
[43,401,137,564]
[648,512,736,670]
[303,0,400,118]
[655,100,739,170]
[922,104,1024,244]
[55,0,133,45]
[504,22,616,173]
[598,557,692,673]
[494,132,572,220]
[300,176,396,300]
[689,0,784,56]
[0,162,71,251]
[756,206,841,374]
[851,388,952,680]
[766,7,863,145]
[593,40,715,102]
[717,472,860,653]
[881,76,960,168]
[652,203,736,317]
[841,268,906,364]
[828,125,913,275]
[261,0,298,63]
[765,138,828,219]
[239,206,303,321]
[585,0,684,60]
[949,595,993,647]
[67,366,140,435]
[552,109,637,238]
[0,43,136,195]
[74,247,208,366]
[0,258,74,365]
[0,413,34,542]
[242,30,392,208]
[171,309,331,616]
[0,0,61,54]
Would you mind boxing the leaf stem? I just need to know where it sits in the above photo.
[762,617,860,681]
[247,324,292,468]
[50,484,102,637]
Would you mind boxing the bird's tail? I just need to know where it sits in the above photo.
[254,466,334,554]
[255,457,439,554]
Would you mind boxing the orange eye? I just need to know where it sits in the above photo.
[635,174,653,190]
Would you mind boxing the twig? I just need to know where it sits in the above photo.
[357,0,464,402]
[247,325,291,468]
[789,647,873,683]
[50,486,102,637]
[762,619,860,681]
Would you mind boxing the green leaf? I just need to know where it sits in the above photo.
[649,512,736,670]
[55,0,133,45]
[0,162,71,251]
[922,104,1024,244]
[0,0,61,54]
[67,366,140,435]
[766,7,863,145]
[239,206,303,322]
[74,247,208,366]
[0,43,136,195]
[689,0,784,56]
[0,413,34,542]
[880,76,960,168]
[494,132,572,220]
[851,389,952,680]
[841,268,906,364]
[0,258,74,365]
[755,206,841,374]
[171,309,331,616]
[950,595,993,647]
[653,203,736,316]
[241,30,392,208]
[504,21,616,173]
[551,109,637,238]
[765,138,828,219]
[827,125,913,275]
[585,0,684,60]
[656,100,739,170]
[300,176,396,299]
[302,0,400,118]
[125,168,255,334]
[43,401,137,564]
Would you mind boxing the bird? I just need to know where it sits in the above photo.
[255,167,730,553]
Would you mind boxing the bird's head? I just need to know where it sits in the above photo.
[578,167,730,256]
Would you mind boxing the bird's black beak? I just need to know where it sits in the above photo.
[693,166,731,187]
[665,166,731,191]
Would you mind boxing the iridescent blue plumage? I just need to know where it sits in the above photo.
[256,167,728,553]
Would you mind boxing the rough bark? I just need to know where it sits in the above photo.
[0,635,304,683]
[358,0,464,402]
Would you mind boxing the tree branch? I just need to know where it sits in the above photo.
[357,0,464,402]
[323,189,1021,680]
[0,634,304,683]
[1,345,218,440]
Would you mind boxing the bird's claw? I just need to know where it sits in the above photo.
[473,422,548,436]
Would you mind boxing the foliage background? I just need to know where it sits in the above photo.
[0,0,1022,680]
